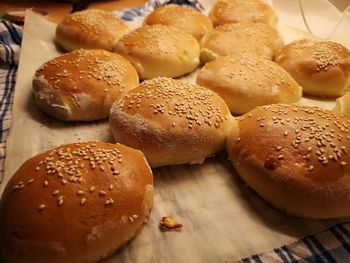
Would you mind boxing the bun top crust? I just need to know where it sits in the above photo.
[230,104,350,182]
[109,77,233,167]
[144,4,213,41]
[200,22,283,63]
[196,54,302,114]
[0,142,153,262]
[113,24,200,79]
[209,0,278,27]
[33,49,139,121]
[227,104,350,218]
[275,39,350,97]
[56,9,129,51]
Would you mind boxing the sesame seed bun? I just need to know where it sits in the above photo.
[196,54,302,114]
[200,22,283,64]
[143,4,213,41]
[109,77,233,168]
[0,142,153,262]
[208,0,278,28]
[32,49,139,121]
[113,24,200,79]
[226,103,350,219]
[56,9,129,52]
[275,39,350,98]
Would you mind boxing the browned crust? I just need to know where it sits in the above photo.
[197,54,301,114]
[32,49,139,121]
[56,9,129,51]
[113,24,200,79]
[275,39,350,97]
[0,142,153,263]
[208,0,278,27]
[144,4,213,41]
[110,77,233,167]
[226,103,350,218]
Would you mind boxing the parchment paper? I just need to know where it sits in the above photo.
[2,2,350,261]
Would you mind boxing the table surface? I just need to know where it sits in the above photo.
[0,0,349,23]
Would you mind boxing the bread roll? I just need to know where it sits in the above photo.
[200,22,283,64]
[209,0,278,27]
[32,49,139,121]
[335,91,350,119]
[144,4,213,41]
[197,54,302,114]
[113,24,200,79]
[109,77,233,168]
[56,9,129,51]
[275,39,350,97]
[0,142,153,262]
[226,103,350,219]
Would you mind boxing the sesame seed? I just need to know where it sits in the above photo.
[44,180,48,187]
[341,161,347,166]
[77,190,84,195]
[52,190,60,196]
[109,184,113,190]
[80,198,86,206]
[308,165,314,171]
[89,186,95,193]
[99,191,106,196]
[27,178,34,184]
[38,204,46,211]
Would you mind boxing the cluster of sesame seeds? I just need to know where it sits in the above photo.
[292,39,349,72]
[150,4,201,23]
[223,54,292,87]
[239,104,350,173]
[217,0,260,18]
[36,49,127,95]
[12,142,124,211]
[119,25,194,54]
[215,23,277,48]
[63,9,125,36]
[118,77,227,129]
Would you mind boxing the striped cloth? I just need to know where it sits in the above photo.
[0,1,350,262]
[0,20,21,182]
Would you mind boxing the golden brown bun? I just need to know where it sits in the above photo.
[196,54,302,114]
[143,4,213,41]
[335,91,350,119]
[226,103,350,219]
[56,9,129,51]
[209,0,278,27]
[200,22,283,64]
[32,49,139,121]
[109,77,233,168]
[0,142,153,263]
[113,24,200,79]
[275,39,350,97]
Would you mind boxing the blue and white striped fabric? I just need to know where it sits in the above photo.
[0,20,21,183]
[1,1,350,262]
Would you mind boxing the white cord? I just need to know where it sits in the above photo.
[298,0,350,40]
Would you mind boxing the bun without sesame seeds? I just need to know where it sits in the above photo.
[226,103,350,219]
[56,9,129,52]
[208,0,278,28]
[199,22,283,64]
[0,142,154,263]
[32,49,139,121]
[113,24,200,79]
[275,39,350,97]
[143,4,213,41]
[109,77,233,168]
[196,54,302,114]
